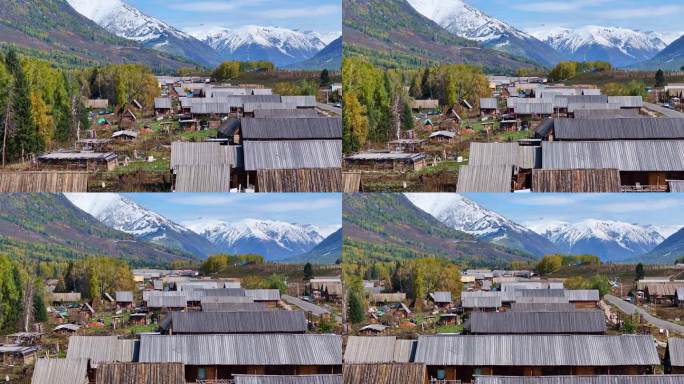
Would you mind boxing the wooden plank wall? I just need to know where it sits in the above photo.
[0,172,89,192]
[532,169,620,192]
[256,169,342,192]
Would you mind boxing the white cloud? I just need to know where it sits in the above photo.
[598,197,684,213]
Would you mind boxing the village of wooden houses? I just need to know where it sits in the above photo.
[0,70,342,193]
[343,72,684,193]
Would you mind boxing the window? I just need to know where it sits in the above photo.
[198,367,206,380]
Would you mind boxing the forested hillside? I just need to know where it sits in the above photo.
[343,194,535,267]
[0,0,192,70]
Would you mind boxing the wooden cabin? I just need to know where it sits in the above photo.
[429,130,455,143]
[115,291,134,309]
[50,292,82,305]
[137,334,342,381]
[644,283,684,304]
[78,303,95,322]
[120,109,137,129]
[388,139,425,153]
[160,311,307,335]
[411,99,439,111]
[415,335,659,382]
[38,152,118,171]
[0,345,38,365]
[429,292,453,309]
[345,152,426,172]
[154,97,173,116]
[480,98,499,117]
[665,337,684,374]
[112,130,138,142]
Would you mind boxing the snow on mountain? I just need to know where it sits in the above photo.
[405,194,559,257]
[186,25,326,67]
[64,193,219,257]
[66,0,222,66]
[529,25,667,67]
[533,219,664,261]
[316,31,342,45]
[185,218,325,260]
[406,0,561,66]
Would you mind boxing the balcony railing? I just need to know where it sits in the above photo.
[620,185,668,192]
[196,380,234,384]
[429,380,463,384]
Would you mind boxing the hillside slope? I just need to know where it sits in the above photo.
[66,0,222,67]
[637,34,684,70]
[286,37,342,70]
[285,228,342,264]
[407,0,561,67]
[343,0,537,73]
[343,194,534,267]
[638,227,684,264]
[0,0,192,70]
[0,194,197,266]
[65,194,219,258]
[406,194,559,257]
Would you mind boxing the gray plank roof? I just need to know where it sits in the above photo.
[201,302,268,312]
[241,118,341,140]
[139,334,342,365]
[39,152,117,161]
[551,118,684,140]
[32,358,88,384]
[281,95,317,107]
[174,164,231,192]
[480,98,498,109]
[282,295,330,316]
[66,336,138,367]
[541,141,684,171]
[154,97,172,109]
[475,376,684,384]
[430,292,452,303]
[468,142,541,169]
[514,103,553,114]
[163,311,307,333]
[568,103,622,112]
[200,296,255,304]
[461,295,502,309]
[146,295,188,308]
[573,109,640,119]
[344,336,416,363]
[510,303,578,312]
[668,337,684,366]
[190,101,236,114]
[456,165,512,193]
[254,109,320,118]
[170,142,236,169]
[243,140,341,170]
[467,311,606,334]
[246,289,281,301]
[244,102,300,113]
[234,375,342,384]
[414,335,659,366]
[564,289,600,301]
[608,96,644,108]
[115,291,133,303]
[564,95,608,104]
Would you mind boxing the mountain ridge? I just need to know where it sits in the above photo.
[66,0,222,67]
[405,194,560,257]
[407,0,561,67]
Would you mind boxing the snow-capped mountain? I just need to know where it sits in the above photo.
[405,194,559,257]
[185,219,325,260]
[640,227,684,264]
[407,0,561,67]
[65,193,219,257]
[529,26,667,67]
[530,219,664,261]
[66,0,222,66]
[187,25,326,67]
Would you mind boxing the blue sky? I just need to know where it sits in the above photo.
[123,193,341,232]
[471,0,684,38]
[464,193,684,231]
[127,0,341,36]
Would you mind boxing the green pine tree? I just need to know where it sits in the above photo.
[347,290,365,324]
[5,48,41,160]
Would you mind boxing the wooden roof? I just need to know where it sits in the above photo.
[343,363,426,384]
[95,363,185,384]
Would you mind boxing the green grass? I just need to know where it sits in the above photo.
[179,128,218,141]
[436,324,463,334]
